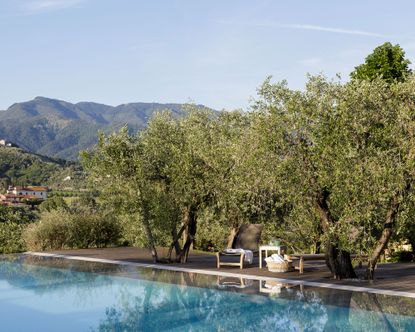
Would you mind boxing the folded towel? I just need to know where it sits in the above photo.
[265,254,285,263]
[271,254,285,262]
[265,256,274,263]
[224,248,243,254]
[244,250,253,264]
[223,248,253,264]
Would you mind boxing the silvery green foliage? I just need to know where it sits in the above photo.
[253,75,415,256]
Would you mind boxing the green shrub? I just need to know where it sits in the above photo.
[0,205,38,223]
[388,251,414,263]
[24,209,122,251]
[68,210,121,249]
[0,205,38,253]
[39,196,69,212]
[24,211,70,250]
[0,222,27,253]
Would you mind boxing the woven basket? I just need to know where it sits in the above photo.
[266,260,293,273]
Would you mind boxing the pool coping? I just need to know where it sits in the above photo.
[26,251,415,299]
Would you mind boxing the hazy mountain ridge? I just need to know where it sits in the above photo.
[0,97,196,160]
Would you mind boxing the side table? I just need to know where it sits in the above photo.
[259,245,287,269]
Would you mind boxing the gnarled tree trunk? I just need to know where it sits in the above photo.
[176,204,198,263]
[365,183,410,280]
[316,189,356,279]
[141,203,158,263]
[165,224,186,262]
[226,226,238,248]
[325,241,357,279]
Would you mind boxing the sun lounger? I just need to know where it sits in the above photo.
[285,253,367,274]
[285,253,325,274]
[216,224,263,269]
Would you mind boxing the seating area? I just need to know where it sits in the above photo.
[216,223,328,274]
[216,224,263,269]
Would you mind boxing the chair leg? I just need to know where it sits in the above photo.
[240,253,244,269]
[216,252,220,269]
[299,257,304,274]
[259,249,262,269]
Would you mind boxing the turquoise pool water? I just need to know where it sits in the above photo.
[0,255,415,331]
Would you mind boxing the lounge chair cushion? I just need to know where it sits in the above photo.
[232,224,263,251]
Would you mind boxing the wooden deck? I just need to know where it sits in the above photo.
[44,246,415,294]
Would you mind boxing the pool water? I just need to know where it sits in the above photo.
[0,255,414,331]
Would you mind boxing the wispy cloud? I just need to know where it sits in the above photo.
[21,0,86,14]
[217,20,388,38]
[280,23,387,38]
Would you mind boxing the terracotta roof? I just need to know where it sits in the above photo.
[10,186,49,192]
[27,186,49,191]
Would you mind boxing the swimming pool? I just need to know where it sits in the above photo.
[0,254,414,331]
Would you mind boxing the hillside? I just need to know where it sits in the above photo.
[0,97,197,160]
[0,146,82,191]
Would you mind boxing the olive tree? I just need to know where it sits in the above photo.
[81,127,160,262]
[253,75,415,279]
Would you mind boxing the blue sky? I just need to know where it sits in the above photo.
[1,0,415,110]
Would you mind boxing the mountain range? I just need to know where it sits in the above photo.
[0,97,195,160]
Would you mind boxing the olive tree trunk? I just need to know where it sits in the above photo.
[365,184,409,280]
[165,224,186,262]
[316,189,356,279]
[325,242,357,279]
[140,199,158,263]
[142,214,158,263]
[226,227,238,248]
[176,204,198,263]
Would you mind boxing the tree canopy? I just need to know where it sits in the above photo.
[253,75,415,279]
[78,73,415,279]
[350,42,412,83]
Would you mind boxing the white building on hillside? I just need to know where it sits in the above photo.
[0,139,12,147]
[7,186,50,199]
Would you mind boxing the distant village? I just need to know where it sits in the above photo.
[0,185,49,207]
[0,139,18,148]
[1,138,49,207]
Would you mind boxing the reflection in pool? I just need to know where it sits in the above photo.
[0,254,414,331]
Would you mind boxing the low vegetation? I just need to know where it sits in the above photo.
[0,223,27,253]
[0,206,38,253]
[24,197,121,251]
